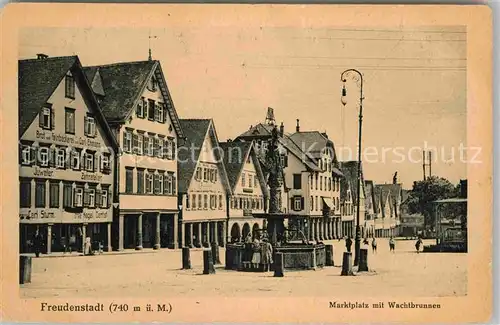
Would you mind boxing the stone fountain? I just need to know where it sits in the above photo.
[225,126,326,272]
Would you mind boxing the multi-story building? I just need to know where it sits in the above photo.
[288,121,343,242]
[19,55,119,254]
[236,110,343,241]
[363,180,376,238]
[220,140,268,242]
[339,161,367,238]
[177,119,231,248]
[84,59,184,250]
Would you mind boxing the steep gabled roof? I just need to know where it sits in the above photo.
[376,183,403,206]
[340,161,366,205]
[19,56,77,135]
[177,119,231,194]
[18,56,119,151]
[220,141,269,197]
[83,60,184,138]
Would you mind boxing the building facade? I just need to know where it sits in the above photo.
[19,55,119,254]
[177,119,231,248]
[220,141,268,242]
[84,59,184,250]
[340,161,366,238]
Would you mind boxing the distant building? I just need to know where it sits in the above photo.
[19,55,119,254]
[372,183,403,237]
[177,119,231,248]
[84,59,184,251]
[340,161,366,238]
[220,140,269,242]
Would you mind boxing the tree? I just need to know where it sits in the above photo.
[407,176,459,229]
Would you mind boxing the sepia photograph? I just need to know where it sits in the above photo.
[0,4,492,323]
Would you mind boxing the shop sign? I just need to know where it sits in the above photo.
[74,210,110,221]
[36,130,102,149]
[20,209,56,221]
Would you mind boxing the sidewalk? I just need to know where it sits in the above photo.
[20,246,207,259]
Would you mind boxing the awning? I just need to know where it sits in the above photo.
[322,197,335,209]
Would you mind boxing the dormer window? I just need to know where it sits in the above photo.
[65,73,75,99]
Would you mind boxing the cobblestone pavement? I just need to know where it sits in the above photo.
[20,238,466,298]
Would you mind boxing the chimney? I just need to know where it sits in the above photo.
[36,53,48,60]
[279,122,284,137]
[321,132,328,139]
[249,125,253,130]
[296,119,300,132]
[227,139,232,142]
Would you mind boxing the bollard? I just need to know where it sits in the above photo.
[203,249,215,274]
[19,256,32,284]
[211,242,221,265]
[274,252,284,277]
[358,248,368,272]
[341,252,354,276]
[325,245,334,267]
[182,247,191,270]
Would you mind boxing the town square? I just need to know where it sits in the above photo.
[16,23,468,299]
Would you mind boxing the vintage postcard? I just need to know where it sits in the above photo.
[0,4,492,323]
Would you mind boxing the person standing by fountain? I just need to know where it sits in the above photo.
[261,238,273,271]
[244,233,253,262]
[251,236,262,269]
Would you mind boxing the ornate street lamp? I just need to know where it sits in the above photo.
[340,69,364,267]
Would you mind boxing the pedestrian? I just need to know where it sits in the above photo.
[345,236,353,253]
[371,237,377,253]
[33,228,43,258]
[363,237,369,246]
[415,237,423,254]
[261,238,273,271]
[251,237,261,269]
[389,236,395,253]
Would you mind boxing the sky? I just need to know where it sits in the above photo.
[19,25,467,188]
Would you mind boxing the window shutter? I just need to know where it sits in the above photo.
[290,198,295,211]
[172,174,176,194]
[300,197,305,210]
[49,148,56,167]
[172,141,176,160]
[84,116,88,135]
[50,109,55,130]
[73,189,77,207]
[143,136,148,156]
[145,174,151,193]
[108,190,112,207]
[31,147,37,165]
[132,134,138,154]
[95,190,102,207]
[93,121,97,137]
[39,113,44,128]
[94,154,98,172]
[163,103,167,123]
[83,189,90,207]
[122,132,127,152]
[18,144,23,164]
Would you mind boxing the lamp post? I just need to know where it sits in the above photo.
[340,68,364,267]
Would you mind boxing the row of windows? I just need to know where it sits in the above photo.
[231,196,264,210]
[194,166,218,183]
[186,193,224,210]
[125,168,176,195]
[135,97,169,124]
[308,175,340,192]
[39,104,96,138]
[20,179,110,209]
[123,130,175,159]
[20,143,111,174]
[317,158,334,173]
[241,172,259,188]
